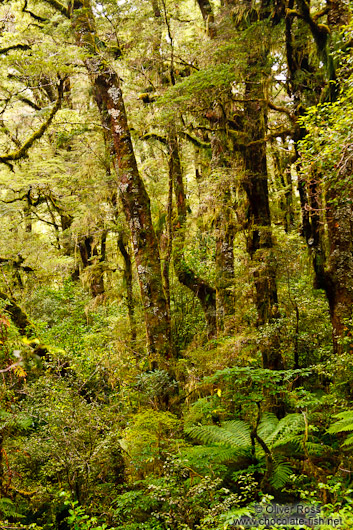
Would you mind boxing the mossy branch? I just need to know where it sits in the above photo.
[0,292,36,336]
[22,0,48,22]
[180,131,210,149]
[0,118,21,148]
[0,44,31,55]
[18,97,42,111]
[230,128,293,147]
[312,6,330,22]
[0,80,64,169]
[141,131,210,150]
[140,132,168,145]
[41,0,70,17]
[287,0,330,55]
[268,101,296,121]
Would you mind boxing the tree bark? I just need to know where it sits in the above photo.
[78,235,105,298]
[71,0,171,364]
[284,0,353,353]
[117,232,137,344]
[210,132,236,333]
[241,89,279,330]
[325,194,353,352]
[195,0,216,36]
[238,29,283,371]
[168,133,217,339]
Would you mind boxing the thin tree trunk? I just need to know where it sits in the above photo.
[168,133,217,338]
[195,0,216,36]
[215,204,236,333]
[210,132,236,333]
[118,232,137,344]
[162,167,173,317]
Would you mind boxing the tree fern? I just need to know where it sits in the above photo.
[186,413,307,489]
[222,420,253,446]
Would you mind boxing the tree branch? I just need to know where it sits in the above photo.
[268,101,296,121]
[180,131,210,149]
[140,132,168,145]
[22,0,48,22]
[18,97,42,111]
[0,44,31,55]
[0,80,64,169]
[0,362,21,374]
[40,0,70,17]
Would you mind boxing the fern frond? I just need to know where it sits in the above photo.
[305,440,329,455]
[185,421,251,452]
[270,414,305,448]
[342,435,353,446]
[181,445,241,470]
[257,412,278,441]
[270,459,293,489]
[222,420,252,446]
[272,434,302,450]
[328,411,353,434]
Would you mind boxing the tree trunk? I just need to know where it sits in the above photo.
[71,0,171,365]
[195,0,216,36]
[241,92,278,328]
[215,204,236,333]
[117,232,137,344]
[239,49,283,370]
[210,131,236,333]
[168,133,217,339]
[78,235,105,297]
[325,191,353,353]
[284,0,353,353]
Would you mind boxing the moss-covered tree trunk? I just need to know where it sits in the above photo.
[117,232,137,344]
[242,90,275,301]
[210,132,236,333]
[215,204,236,333]
[71,0,171,364]
[239,40,283,370]
[78,235,105,298]
[168,133,217,338]
[284,0,353,353]
[325,194,353,352]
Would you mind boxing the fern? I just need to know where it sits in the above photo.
[269,414,305,449]
[328,411,353,433]
[185,421,251,456]
[328,411,353,446]
[257,412,279,441]
[270,458,294,489]
[0,497,24,518]
[186,412,306,489]
[222,420,253,446]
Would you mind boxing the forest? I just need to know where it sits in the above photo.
[0,0,353,528]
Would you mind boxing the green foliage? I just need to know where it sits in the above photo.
[62,493,113,530]
[0,1,352,529]
[328,411,353,446]
[186,412,307,489]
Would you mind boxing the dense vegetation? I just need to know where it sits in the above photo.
[0,0,353,528]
